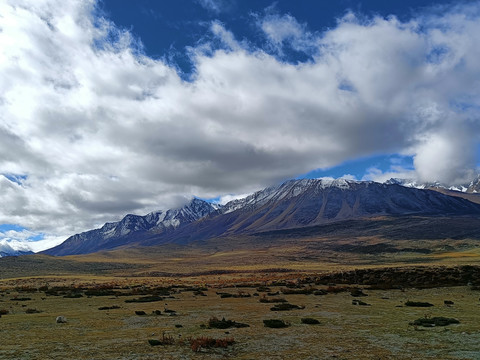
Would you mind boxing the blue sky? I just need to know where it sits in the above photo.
[0,0,479,252]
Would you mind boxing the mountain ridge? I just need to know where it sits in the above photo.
[43,178,480,256]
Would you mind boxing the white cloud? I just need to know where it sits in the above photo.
[0,0,479,249]
[217,193,251,205]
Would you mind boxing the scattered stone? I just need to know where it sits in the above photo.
[56,316,67,323]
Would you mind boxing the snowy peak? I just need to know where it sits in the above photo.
[386,175,480,194]
[221,178,364,214]
[43,198,218,256]
[0,239,34,257]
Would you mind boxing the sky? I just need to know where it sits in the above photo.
[1,0,480,253]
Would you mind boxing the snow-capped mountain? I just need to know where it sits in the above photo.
[43,198,219,256]
[386,174,480,193]
[0,240,34,257]
[44,178,480,256]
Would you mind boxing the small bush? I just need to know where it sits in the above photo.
[352,299,370,306]
[125,296,163,303]
[11,297,31,301]
[263,319,290,328]
[405,301,434,307]
[148,333,175,346]
[135,311,147,316]
[207,316,249,329]
[84,289,118,297]
[281,287,315,295]
[270,303,304,311]
[25,308,41,314]
[63,293,83,298]
[411,317,460,327]
[259,296,287,303]
[98,306,120,310]
[350,288,368,297]
[0,309,8,315]
[301,318,320,325]
[190,336,234,352]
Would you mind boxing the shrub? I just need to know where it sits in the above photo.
[98,306,120,310]
[0,309,8,315]
[259,295,287,303]
[301,318,320,325]
[281,287,315,295]
[25,308,41,314]
[84,289,118,297]
[135,311,147,316]
[350,288,368,297]
[263,319,290,328]
[125,296,163,303]
[405,301,434,307]
[270,303,304,311]
[411,317,460,327]
[148,332,175,346]
[63,293,83,298]
[190,336,234,352]
[207,316,249,329]
[352,299,370,306]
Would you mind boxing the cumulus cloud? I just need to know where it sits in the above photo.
[0,0,480,248]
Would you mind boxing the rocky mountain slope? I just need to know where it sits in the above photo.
[43,198,218,256]
[44,178,480,256]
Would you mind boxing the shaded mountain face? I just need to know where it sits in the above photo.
[150,179,480,245]
[44,179,480,256]
[43,198,218,256]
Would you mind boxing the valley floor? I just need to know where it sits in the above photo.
[1,274,480,359]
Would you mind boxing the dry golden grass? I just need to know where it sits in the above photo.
[1,280,480,359]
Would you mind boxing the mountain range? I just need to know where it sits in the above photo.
[42,177,480,256]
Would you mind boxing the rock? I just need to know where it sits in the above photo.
[56,316,67,323]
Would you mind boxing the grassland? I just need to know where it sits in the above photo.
[1,279,480,359]
[1,215,480,359]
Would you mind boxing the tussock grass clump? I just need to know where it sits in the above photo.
[25,308,41,314]
[259,295,287,303]
[98,306,120,310]
[281,287,316,295]
[411,317,460,327]
[405,301,434,307]
[125,295,163,303]
[207,316,249,329]
[352,299,370,306]
[148,332,175,346]
[350,288,368,297]
[270,303,304,311]
[263,319,290,328]
[84,289,118,297]
[189,336,234,352]
[63,293,83,298]
[301,318,320,325]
